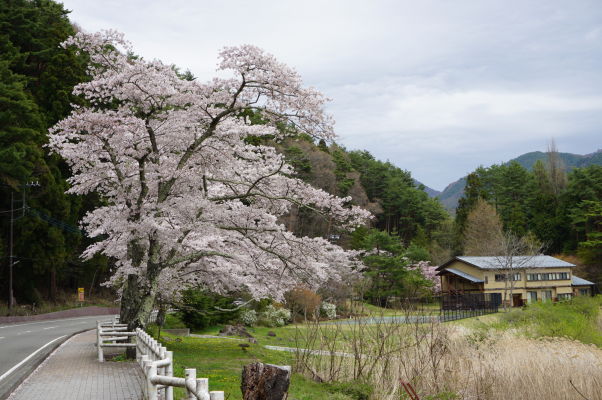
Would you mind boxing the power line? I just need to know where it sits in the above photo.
[27,208,87,236]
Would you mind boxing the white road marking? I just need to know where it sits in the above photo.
[0,337,4,340]
[42,326,57,330]
[0,335,66,383]
[23,330,32,333]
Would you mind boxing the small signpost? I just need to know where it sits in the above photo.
[78,287,85,305]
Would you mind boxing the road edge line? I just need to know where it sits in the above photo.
[0,328,92,400]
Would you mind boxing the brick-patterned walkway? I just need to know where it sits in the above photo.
[8,330,145,400]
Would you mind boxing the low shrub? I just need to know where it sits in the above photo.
[258,305,291,327]
[162,313,187,329]
[284,287,321,321]
[320,302,337,319]
[176,289,240,331]
[239,309,258,326]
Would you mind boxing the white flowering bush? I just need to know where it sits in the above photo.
[259,305,291,327]
[320,302,337,319]
[239,309,258,326]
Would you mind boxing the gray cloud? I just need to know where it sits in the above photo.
[61,0,602,190]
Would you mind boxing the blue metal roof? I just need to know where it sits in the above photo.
[444,267,484,283]
[455,255,575,269]
[572,275,595,286]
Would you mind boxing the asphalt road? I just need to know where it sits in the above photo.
[0,315,115,399]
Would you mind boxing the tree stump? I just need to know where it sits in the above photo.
[241,362,291,400]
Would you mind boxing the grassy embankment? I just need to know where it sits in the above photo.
[463,295,602,346]
[0,296,117,317]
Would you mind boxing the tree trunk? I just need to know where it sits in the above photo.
[120,273,156,358]
[156,302,166,339]
[509,271,515,308]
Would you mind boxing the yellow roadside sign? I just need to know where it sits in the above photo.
[78,287,84,302]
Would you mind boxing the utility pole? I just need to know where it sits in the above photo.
[8,191,14,309]
[6,181,38,310]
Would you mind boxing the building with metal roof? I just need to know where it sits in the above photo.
[437,256,594,307]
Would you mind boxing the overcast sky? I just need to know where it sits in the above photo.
[60,0,602,191]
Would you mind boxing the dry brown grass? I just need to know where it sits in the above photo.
[295,320,602,400]
[443,328,602,400]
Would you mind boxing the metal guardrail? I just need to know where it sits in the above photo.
[96,318,224,400]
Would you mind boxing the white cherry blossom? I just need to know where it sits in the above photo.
[49,31,371,324]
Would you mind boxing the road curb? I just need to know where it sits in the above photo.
[0,328,92,400]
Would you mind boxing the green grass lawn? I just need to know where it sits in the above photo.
[447,311,502,329]
[351,301,441,316]
[148,326,348,400]
[149,305,426,400]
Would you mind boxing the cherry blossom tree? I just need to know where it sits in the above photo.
[49,30,371,329]
[409,261,440,293]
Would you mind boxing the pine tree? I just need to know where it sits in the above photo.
[0,0,89,304]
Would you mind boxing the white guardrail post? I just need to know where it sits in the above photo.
[146,359,158,400]
[166,350,174,400]
[96,321,104,362]
[185,368,197,400]
[209,391,225,400]
[97,317,225,399]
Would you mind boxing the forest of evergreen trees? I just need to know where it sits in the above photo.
[0,0,108,306]
[455,149,602,285]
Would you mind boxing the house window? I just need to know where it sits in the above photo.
[579,288,590,296]
[527,273,538,281]
[495,273,521,282]
[484,275,488,284]
[527,291,537,304]
[541,290,553,301]
[527,272,569,281]
[557,293,572,301]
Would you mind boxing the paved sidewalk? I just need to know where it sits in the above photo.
[8,330,145,400]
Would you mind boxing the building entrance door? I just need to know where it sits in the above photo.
[512,293,523,307]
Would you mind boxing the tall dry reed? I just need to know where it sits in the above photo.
[294,315,602,399]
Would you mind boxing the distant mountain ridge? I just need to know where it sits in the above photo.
[430,149,602,212]
[413,179,441,198]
